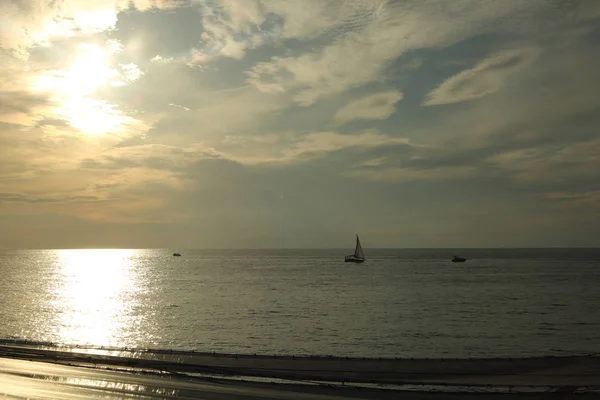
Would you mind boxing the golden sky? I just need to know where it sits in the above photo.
[1,0,599,248]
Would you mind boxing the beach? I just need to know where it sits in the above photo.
[1,342,599,399]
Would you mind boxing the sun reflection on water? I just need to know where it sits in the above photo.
[53,249,139,346]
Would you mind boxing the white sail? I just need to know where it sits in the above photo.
[354,235,365,259]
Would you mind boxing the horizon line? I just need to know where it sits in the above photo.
[2,246,599,251]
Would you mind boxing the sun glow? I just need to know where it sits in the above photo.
[34,44,141,136]
[56,98,126,135]
[31,3,119,46]
[35,44,117,98]
[66,44,118,95]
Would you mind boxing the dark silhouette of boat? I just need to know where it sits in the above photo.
[345,234,365,263]
[173,253,181,257]
[452,255,466,262]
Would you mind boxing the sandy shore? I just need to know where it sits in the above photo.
[1,342,599,398]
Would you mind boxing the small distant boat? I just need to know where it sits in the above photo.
[173,253,181,257]
[345,234,365,263]
[452,255,466,263]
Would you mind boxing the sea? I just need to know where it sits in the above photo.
[1,248,599,359]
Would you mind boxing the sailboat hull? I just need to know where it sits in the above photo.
[344,257,365,263]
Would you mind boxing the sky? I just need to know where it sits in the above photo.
[1,0,599,249]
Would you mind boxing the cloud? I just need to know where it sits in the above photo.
[544,190,600,214]
[138,85,291,146]
[0,131,209,223]
[80,143,223,171]
[282,130,407,159]
[486,137,600,184]
[0,0,193,58]
[3,37,150,136]
[1,0,116,58]
[151,55,174,63]
[332,90,403,125]
[0,50,55,126]
[423,48,540,106]
[190,0,381,64]
[188,0,274,63]
[111,3,208,65]
[225,130,411,165]
[245,0,569,105]
[342,46,600,185]
[348,165,476,182]
[245,61,286,94]
[118,63,144,83]
[0,117,165,225]
[168,103,190,111]
[0,90,51,125]
[340,141,478,183]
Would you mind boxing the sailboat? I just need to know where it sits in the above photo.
[345,234,365,263]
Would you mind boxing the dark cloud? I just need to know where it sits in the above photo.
[111,5,205,62]
[0,91,50,115]
[79,144,223,174]
[351,105,600,189]
[80,157,139,170]
[35,117,71,127]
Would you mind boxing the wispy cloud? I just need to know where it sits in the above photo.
[245,0,563,105]
[423,48,540,106]
[332,91,403,125]
[278,130,409,162]
[212,130,411,166]
[544,190,600,212]
[168,103,190,111]
[486,137,600,184]
[348,165,476,183]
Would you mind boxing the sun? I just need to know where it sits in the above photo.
[35,44,116,98]
[34,43,136,136]
[64,44,118,97]
[56,98,126,136]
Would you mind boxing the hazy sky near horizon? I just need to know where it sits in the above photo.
[1,0,599,249]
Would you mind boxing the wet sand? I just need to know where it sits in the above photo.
[1,342,599,398]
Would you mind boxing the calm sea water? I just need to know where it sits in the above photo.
[0,248,599,358]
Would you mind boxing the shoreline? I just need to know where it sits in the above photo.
[1,338,595,360]
[7,357,595,400]
[1,341,599,398]
[2,358,599,400]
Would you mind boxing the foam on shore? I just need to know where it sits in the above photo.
[1,339,599,392]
